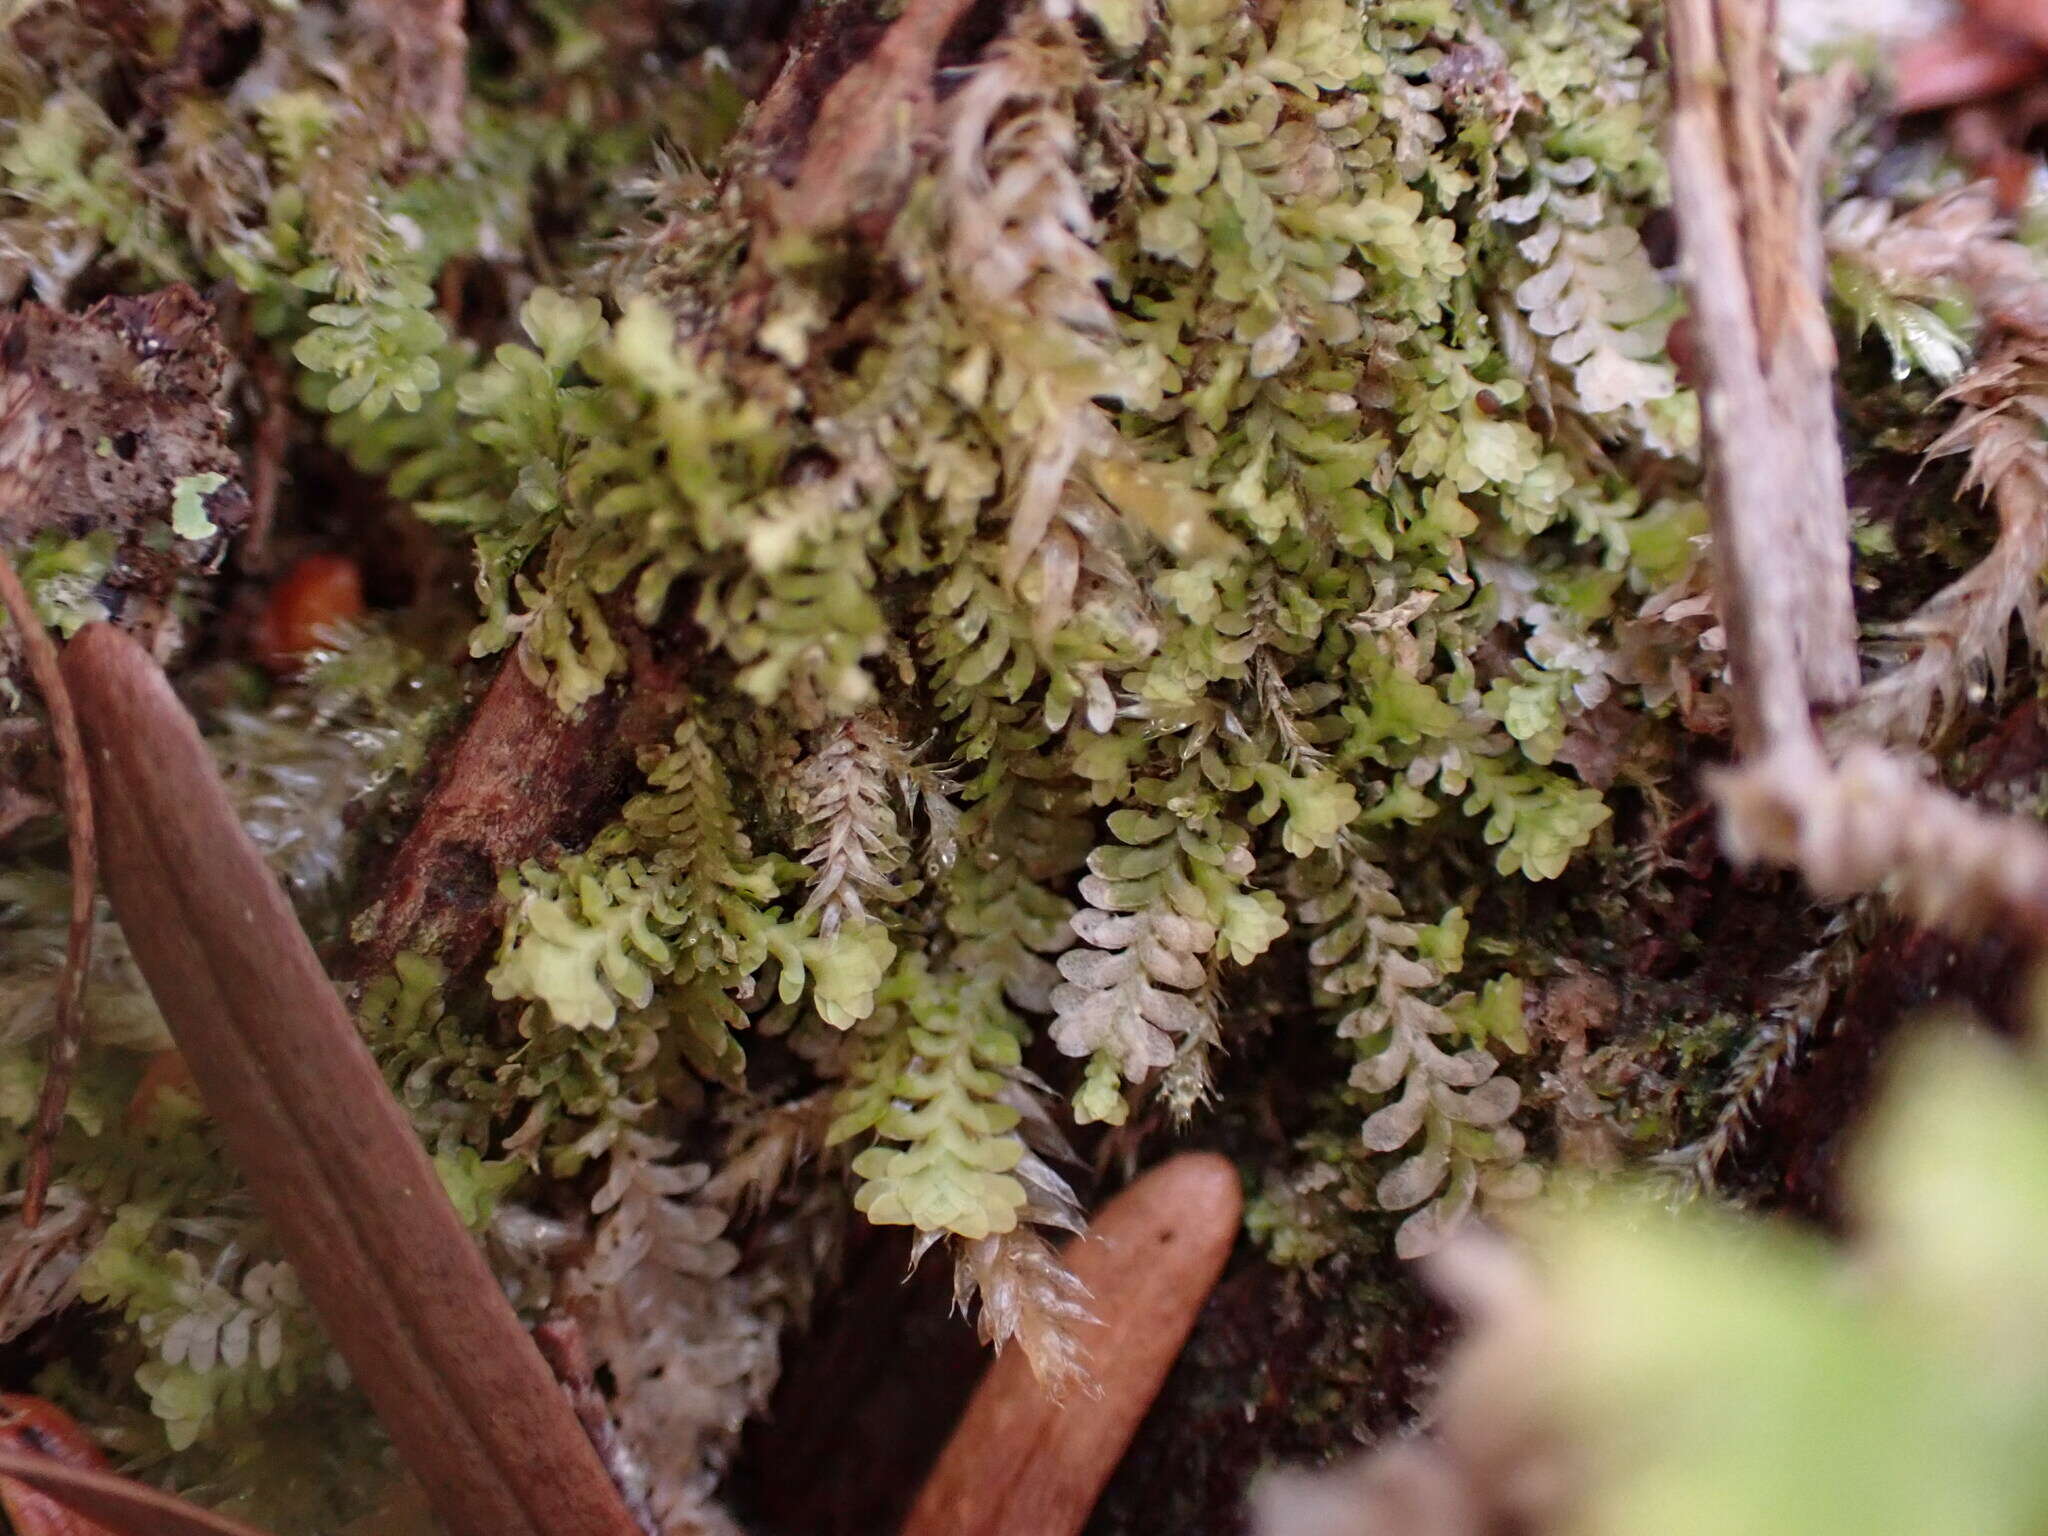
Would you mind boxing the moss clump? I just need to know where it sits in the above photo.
[2,0,2033,1526]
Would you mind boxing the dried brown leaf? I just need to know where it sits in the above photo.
[60,623,640,1536]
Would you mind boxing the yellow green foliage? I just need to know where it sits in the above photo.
[0,0,1729,1513]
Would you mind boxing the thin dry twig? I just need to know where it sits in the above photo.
[1717,743,2048,935]
[238,350,291,575]
[1671,0,2048,948]
[533,1317,660,1536]
[0,1442,273,1536]
[1666,0,1861,749]
[0,549,93,1229]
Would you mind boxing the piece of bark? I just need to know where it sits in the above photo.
[0,288,247,565]
[1665,0,1860,748]
[900,1152,1242,1536]
[58,623,641,1536]
[344,621,691,985]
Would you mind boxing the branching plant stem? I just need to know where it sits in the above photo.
[0,548,93,1228]
[1671,0,2048,948]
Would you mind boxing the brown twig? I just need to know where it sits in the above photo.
[0,550,94,1229]
[237,351,290,575]
[59,623,640,1536]
[1666,0,1861,750]
[900,1153,1242,1536]
[0,1445,274,1536]
[1672,0,2048,949]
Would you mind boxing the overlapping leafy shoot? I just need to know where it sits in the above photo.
[0,0,1796,1524]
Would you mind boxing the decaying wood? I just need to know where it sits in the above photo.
[0,288,248,563]
[0,287,253,1198]
[1665,0,1860,747]
[346,651,607,980]
[0,549,93,1228]
[345,622,692,985]
[901,1152,1242,1536]
[59,623,641,1536]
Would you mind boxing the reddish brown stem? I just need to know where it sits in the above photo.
[534,1317,658,1536]
[60,623,639,1536]
[237,352,290,575]
[0,1445,273,1536]
[0,549,94,1229]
